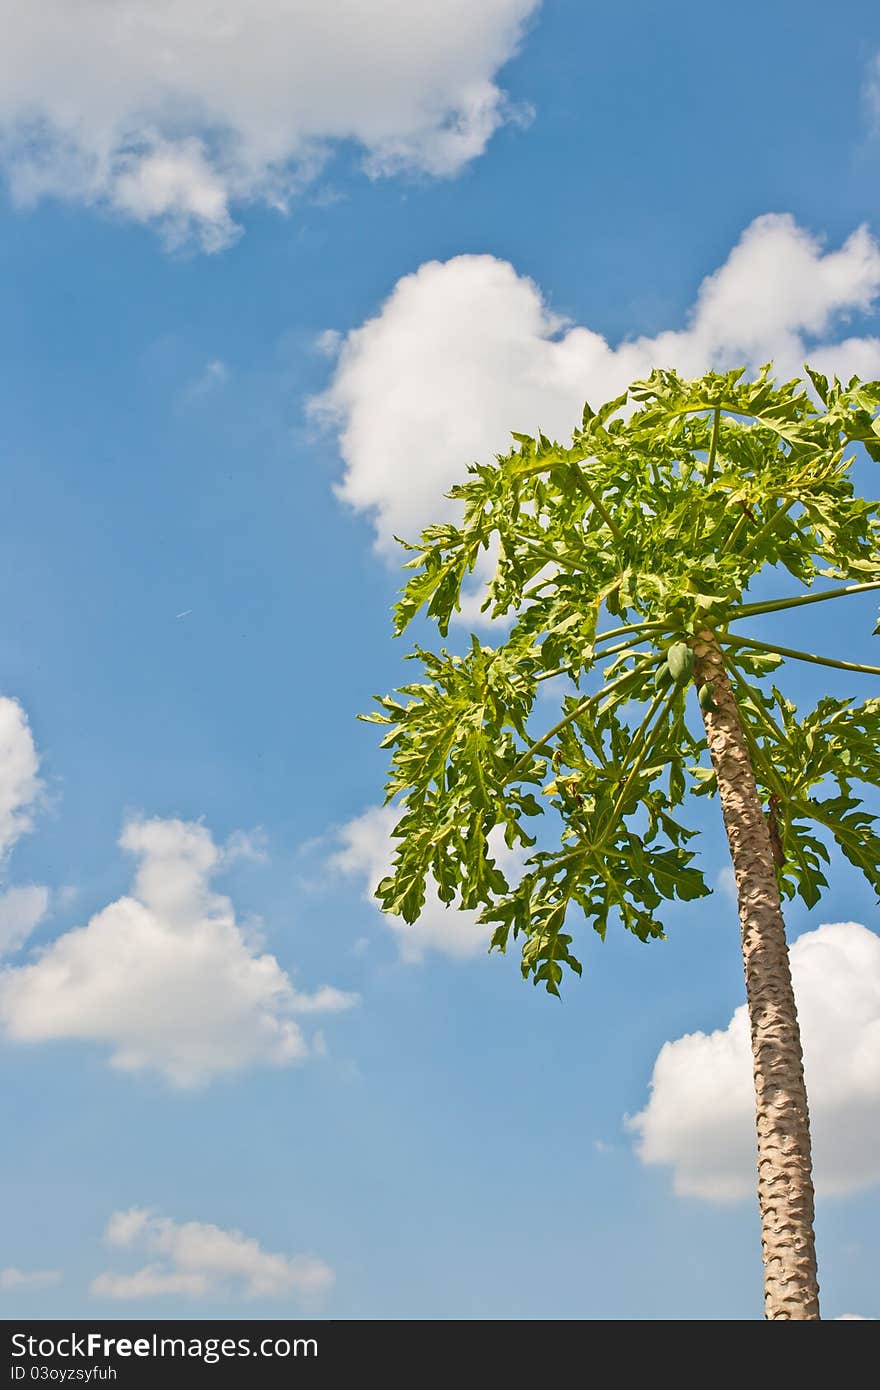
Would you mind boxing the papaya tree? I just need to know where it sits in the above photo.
[361,365,880,1320]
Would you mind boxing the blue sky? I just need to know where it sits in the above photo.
[0,0,879,1319]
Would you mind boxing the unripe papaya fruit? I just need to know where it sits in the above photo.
[667,641,694,683]
[698,681,717,712]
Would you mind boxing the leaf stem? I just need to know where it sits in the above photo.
[657,399,808,447]
[730,579,880,622]
[606,685,676,827]
[534,621,670,683]
[595,620,670,642]
[705,406,720,485]
[535,636,647,684]
[568,465,628,547]
[722,632,880,677]
[735,498,796,563]
[718,507,751,557]
[722,650,789,746]
[506,651,662,783]
[512,531,583,573]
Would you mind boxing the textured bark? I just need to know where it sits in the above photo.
[693,630,820,1320]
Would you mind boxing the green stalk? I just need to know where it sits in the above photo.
[722,650,789,747]
[507,651,662,783]
[606,685,676,828]
[596,653,665,711]
[535,666,578,684]
[535,637,648,684]
[722,632,880,677]
[520,574,560,600]
[735,498,796,563]
[694,408,721,549]
[617,686,668,775]
[568,465,628,547]
[594,620,670,642]
[534,621,670,683]
[730,579,880,622]
[705,406,720,485]
[717,507,751,557]
[660,399,807,448]
[512,531,584,573]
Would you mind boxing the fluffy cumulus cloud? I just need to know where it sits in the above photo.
[628,922,880,1202]
[0,0,538,249]
[0,1267,61,1291]
[331,804,523,963]
[0,816,356,1086]
[313,215,880,556]
[0,697,49,954]
[92,1208,332,1302]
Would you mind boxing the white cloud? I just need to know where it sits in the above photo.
[0,0,538,249]
[92,1209,332,1302]
[628,922,880,1202]
[836,1313,876,1320]
[0,816,357,1087]
[91,1267,207,1300]
[0,886,50,956]
[0,697,43,859]
[331,804,523,963]
[0,697,49,955]
[0,1267,61,1291]
[312,215,880,557]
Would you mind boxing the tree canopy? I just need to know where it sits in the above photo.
[362,367,880,993]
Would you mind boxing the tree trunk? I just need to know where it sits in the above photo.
[693,630,820,1320]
